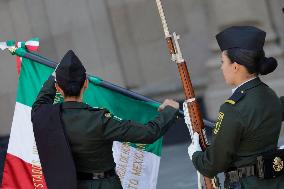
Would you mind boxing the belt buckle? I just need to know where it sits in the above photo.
[92,172,105,180]
[256,156,264,179]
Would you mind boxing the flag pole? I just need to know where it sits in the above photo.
[12,47,214,129]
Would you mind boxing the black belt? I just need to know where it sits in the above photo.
[77,169,116,180]
[225,149,284,184]
[226,155,284,183]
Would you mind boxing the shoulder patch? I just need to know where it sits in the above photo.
[225,90,246,105]
[86,106,123,121]
[213,112,224,135]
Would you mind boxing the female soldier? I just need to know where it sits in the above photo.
[188,26,284,188]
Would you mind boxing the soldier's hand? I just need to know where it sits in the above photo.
[158,99,179,112]
[52,62,61,81]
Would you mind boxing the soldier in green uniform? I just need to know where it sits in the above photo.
[32,50,179,189]
[188,26,284,189]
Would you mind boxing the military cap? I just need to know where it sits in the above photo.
[55,50,86,86]
[216,26,266,51]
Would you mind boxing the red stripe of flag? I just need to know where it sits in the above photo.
[2,154,47,189]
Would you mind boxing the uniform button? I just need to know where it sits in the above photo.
[104,113,111,118]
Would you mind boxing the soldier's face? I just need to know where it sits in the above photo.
[220,52,236,86]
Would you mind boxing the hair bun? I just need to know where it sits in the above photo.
[258,57,278,75]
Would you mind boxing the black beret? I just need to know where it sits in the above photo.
[216,26,266,51]
[56,50,86,85]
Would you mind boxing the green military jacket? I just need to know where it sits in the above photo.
[32,77,179,189]
[193,78,284,188]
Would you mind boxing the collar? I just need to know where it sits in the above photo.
[231,77,258,94]
[61,101,90,109]
[234,77,262,94]
[225,77,262,105]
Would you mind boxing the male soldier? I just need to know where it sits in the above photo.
[31,50,179,189]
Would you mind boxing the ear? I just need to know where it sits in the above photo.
[55,83,64,96]
[232,62,240,72]
[83,79,88,89]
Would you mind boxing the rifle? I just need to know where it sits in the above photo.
[154,0,220,188]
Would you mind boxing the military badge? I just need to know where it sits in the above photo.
[104,112,112,118]
[273,157,283,172]
[213,112,224,135]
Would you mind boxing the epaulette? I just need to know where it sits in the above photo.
[225,90,246,105]
[86,106,123,121]
[87,106,105,111]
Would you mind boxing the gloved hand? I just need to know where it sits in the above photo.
[51,70,57,82]
[188,132,202,160]
[52,70,56,77]
[52,63,60,81]
[279,145,284,149]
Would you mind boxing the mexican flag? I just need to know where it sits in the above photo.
[1,49,163,189]
[0,38,39,74]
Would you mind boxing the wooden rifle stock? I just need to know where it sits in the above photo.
[178,60,216,189]
[166,37,214,189]
[165,36,208,149]
[177,62,208,150]
[164,35,205,138]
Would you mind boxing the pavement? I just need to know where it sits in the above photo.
[157,137,284,189]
